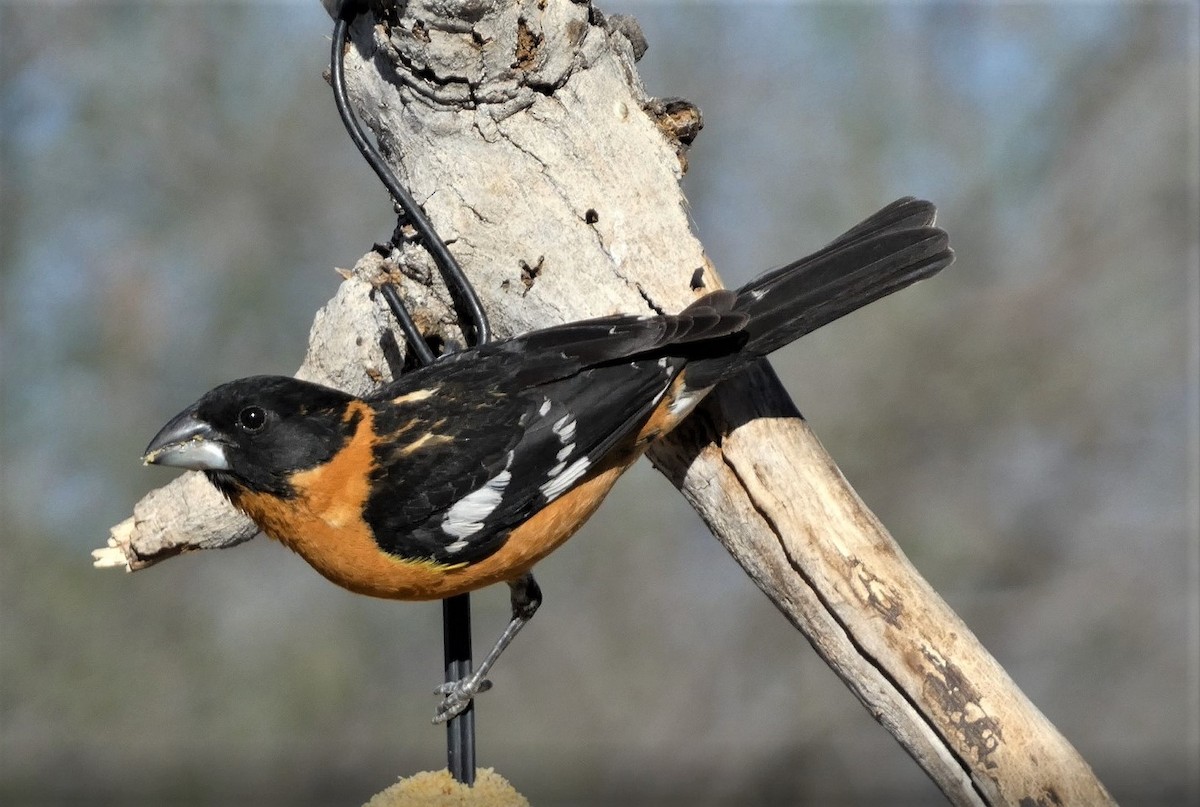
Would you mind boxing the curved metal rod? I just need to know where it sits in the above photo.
[331,15,491,348]
[379,282,437,367]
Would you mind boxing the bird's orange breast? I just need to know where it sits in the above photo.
[234,447,635,601]
[231,376,703,601]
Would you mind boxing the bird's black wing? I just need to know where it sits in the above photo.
[360,306,744,565]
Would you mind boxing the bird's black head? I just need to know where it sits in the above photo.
[143,375,359,498]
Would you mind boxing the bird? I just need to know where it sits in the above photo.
[143,196,953,721]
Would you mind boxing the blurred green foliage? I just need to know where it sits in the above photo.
[1,2,1196,805]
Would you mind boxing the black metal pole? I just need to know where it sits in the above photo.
[442,594,475,784]
[331,3,485,786]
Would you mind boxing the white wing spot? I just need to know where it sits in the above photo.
[445,539,470,554]
[552,413,576,443]
[540,456,591,501]
[538,398,552,417]
[556,442,574,462]
[390,387,439,405]
[442,453,514,539]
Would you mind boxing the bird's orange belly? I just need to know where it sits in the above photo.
[232,456,634,601]
[230,376,701,601]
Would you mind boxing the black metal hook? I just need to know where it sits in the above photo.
[331,12,491,350]
[331,4,483,787]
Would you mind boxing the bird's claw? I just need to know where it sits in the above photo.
[433,675,493,723]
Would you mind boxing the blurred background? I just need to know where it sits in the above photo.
[2,2,1196,805]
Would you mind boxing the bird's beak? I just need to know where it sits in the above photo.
[142,409,231,471]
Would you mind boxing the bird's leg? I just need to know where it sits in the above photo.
[433,573,542,723]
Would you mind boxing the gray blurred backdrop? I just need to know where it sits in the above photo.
[1,2,1196,805]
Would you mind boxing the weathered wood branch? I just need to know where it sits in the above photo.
[98,2,1114,804]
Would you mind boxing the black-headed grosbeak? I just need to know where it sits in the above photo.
[143,197,953,721]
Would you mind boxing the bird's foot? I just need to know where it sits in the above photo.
[433,674,493,723]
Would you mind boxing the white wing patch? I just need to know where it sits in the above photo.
[552,413,576,443]
[442,452,515,542]
[540,456,591,502]
[389,386,439,405]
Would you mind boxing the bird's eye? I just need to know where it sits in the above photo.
[236,406,267,433]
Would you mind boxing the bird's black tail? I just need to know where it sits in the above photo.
[683,197,953,388]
